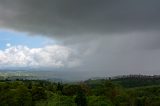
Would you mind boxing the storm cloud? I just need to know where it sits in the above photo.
[0,0,160,36]
[0,0,160,77]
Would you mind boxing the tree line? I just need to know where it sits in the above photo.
[1,76,160,106]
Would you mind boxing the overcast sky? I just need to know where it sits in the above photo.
[0,0,160,79]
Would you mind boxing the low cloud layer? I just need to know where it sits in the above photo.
[0,44,80,68]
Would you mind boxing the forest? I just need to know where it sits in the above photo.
[1,75,160,106]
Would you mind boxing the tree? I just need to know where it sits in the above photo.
[62,84,79,96]
[32,86,47,101]
[15,85,33,106]
[75,87,87,106]
[57,82,63,92]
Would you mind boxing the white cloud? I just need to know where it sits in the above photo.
[6,43,11,47]
[0,44,80,68]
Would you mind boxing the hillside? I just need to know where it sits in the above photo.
[1,75,160,106]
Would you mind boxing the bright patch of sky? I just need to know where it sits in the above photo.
[0,29,57,49]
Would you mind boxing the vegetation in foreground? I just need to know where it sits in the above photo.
[1,75,160,106]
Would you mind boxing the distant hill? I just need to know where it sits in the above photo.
[85,75,160,88]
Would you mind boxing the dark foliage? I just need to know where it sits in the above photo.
[0,75,160,106]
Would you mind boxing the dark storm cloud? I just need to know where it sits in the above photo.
[0,0,160,37]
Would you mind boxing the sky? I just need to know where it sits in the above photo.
[0,29,56,49]
[0,0,160,79]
